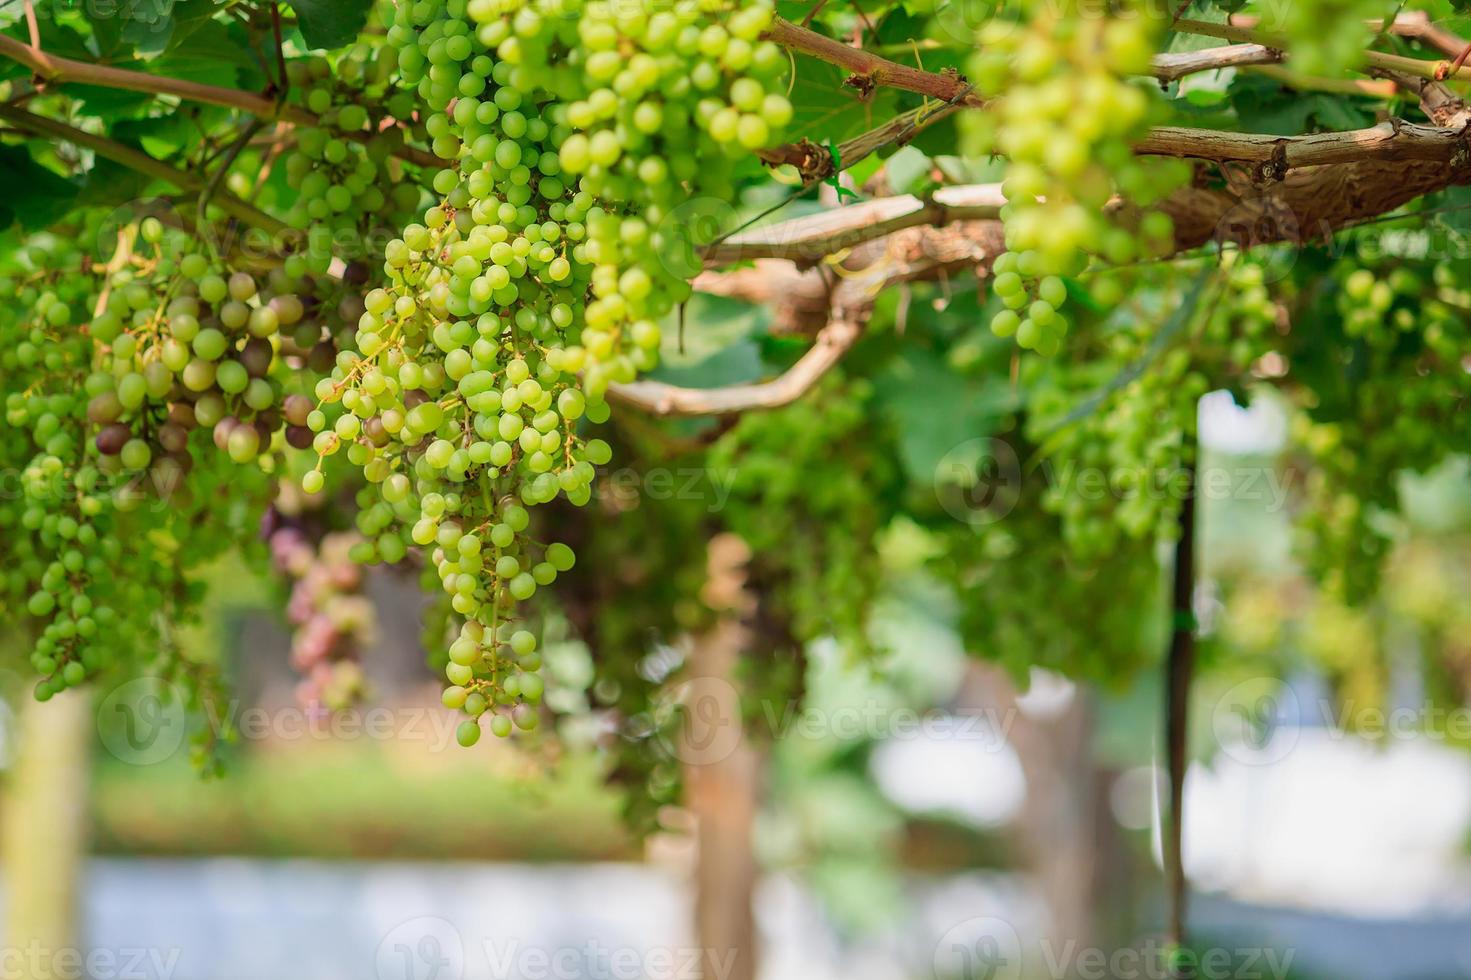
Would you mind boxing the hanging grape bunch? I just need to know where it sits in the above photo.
[279,48,423,280]
[965,0,1186,354]
[3,224,272,705]
[300,0,791,745]
[88,221,312,475]
[2,237,116,699]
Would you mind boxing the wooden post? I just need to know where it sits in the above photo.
[683,534,761,980]
[2,689,92,979]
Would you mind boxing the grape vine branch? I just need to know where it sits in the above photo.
[0,31,438,167]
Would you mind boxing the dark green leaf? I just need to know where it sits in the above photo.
[0,145,79,230]
[0,21,91,83]
[121,0,184,55]
[1228,73,1372,135]
[84,0,223,58]
[66,17,259,118]
[909,112,959,157]
[77,156,156,211]
[291,0,372,50]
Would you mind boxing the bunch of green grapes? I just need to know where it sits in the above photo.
[965,0,1184,354]
[304,0,791,746]
[931,481,1165,684]
[1021,259,1275,560]
[1,228,272,705]
[1027,355,1203,559]
[1289,254,1471,601]
[88,222,308,475]
[279,50,423,277]
[1,238,111,695]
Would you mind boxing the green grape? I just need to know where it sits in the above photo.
[456,719,482,746]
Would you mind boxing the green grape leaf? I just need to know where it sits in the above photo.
[1228,74,1372,135]
[871,6,929,47]
[0,146,79,230]
[77,156,156,211]
[908,112,960,157]
[110,112,235,163]
[65,18,260,117]
[162,0,234,52]
[87,6,128,58]
[884,146,932,195]
[659,293,771,368]
[933,154,1007,184]
[775,2,814,21]
[845,151,885,188]
[84,0,223,57]
[291,0,373,50]
[144,17,262,84]
[789,55,900,146]
[60,83,157,117]
[1433,186,1471,231]
[874,346,1018,481]
[1161,94,1240,132]
[645,340,766,389]
[120,0,184,56]
[1182,88,1230,107]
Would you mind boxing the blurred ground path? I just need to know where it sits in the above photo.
[0,858,1454,979]
[28,860,1033,980]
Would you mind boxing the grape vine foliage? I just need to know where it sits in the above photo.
[0,0,1468,788]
